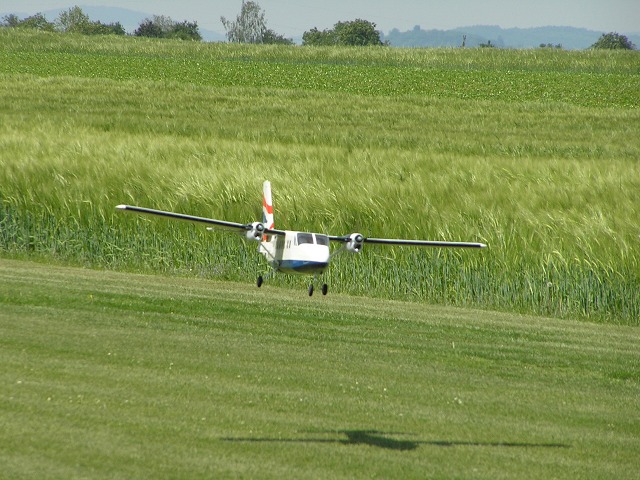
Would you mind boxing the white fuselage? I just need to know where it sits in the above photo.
[261,231,330,274]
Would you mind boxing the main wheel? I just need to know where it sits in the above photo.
[257,275,263,288]
[308,284,314,296]
[322,284,328,295]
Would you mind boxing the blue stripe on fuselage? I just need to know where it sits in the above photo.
[276,260,328,274]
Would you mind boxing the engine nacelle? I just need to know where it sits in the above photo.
[246,222,265,241]
[346,233,364,253]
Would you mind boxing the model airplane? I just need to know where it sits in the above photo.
[117,181,486,296]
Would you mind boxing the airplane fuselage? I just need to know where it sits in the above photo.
[261,231,330,275]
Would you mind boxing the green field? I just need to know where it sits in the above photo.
[2,259,639,479]
[1,30,639,323]
[1,30,640,478]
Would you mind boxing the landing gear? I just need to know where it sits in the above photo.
[259,272,327,296]
[308,283,328,296]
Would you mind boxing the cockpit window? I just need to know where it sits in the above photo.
[315,234,329,246]
[296,233,329,245]
[297,233,314,245]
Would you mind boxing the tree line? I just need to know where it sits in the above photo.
[2,7,126,36]
[1,2,384,46]
[1,6,202,40]
[221,1,384,46]
[2,2,634,49]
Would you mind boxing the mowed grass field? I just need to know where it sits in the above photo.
[2,259,639,479]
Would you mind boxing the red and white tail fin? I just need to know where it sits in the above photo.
[262,181,274,240]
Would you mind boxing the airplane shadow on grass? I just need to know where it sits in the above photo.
[222,430,570,452]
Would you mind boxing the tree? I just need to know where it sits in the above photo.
[334,19,383,46]
[221,1,291,44]
[134,16,201,41]
[221,1,266,43]
[303,19,384,46]
[302,27,336,46]
[55,6,90,33]
[262,29,294,45]
[2,14,20,27]
[83,20,125,36]
[169,21,202,41]
[134,18,164,38]
[55,7,124,35]
[2,13,55,31]
[591,32,635,50]
[135,16,175,38]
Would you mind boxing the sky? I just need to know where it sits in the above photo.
[3,0,639,36]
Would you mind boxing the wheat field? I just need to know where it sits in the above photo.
[1,30,639,323]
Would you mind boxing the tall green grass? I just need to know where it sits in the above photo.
[0,30,639,323]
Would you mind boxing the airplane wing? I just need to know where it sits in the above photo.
[115,205,286,236]
[328,233,486,250]
[364,238,487,248]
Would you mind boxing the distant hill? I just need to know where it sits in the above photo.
[383,25,640,50]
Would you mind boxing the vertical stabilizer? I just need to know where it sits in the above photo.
[262,181,274,239]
